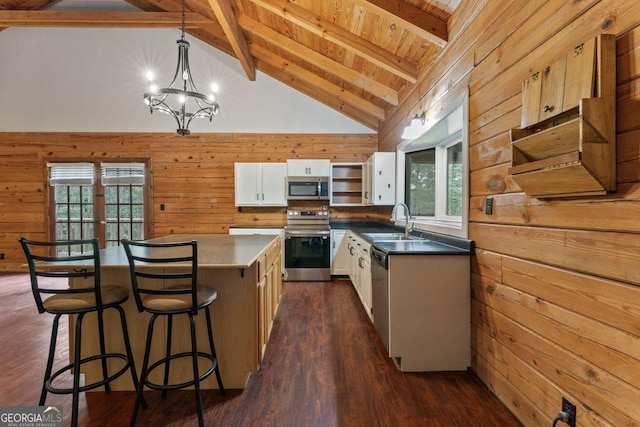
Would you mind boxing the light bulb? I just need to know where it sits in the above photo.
[182,70,189,81]
[149,84,158,93]
[211,83,219,93]
[208,93,217,102]
[179,95,186,104]
[146,70,154,81]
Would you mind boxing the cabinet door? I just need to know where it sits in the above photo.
[331,230,348,274]
[371,152,396,205]
[521,39,596,128]
[521,57,566,125]
[235,163,260,206]
[538,56,567,122]
[362,158,372,205]
[257,274,267,361]
[362,255,372,320]
[307,159,331,176]
[287,159,330,176]
[261,163,287,205]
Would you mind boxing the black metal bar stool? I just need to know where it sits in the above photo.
[121,238,225,427]
[19,238,141,427]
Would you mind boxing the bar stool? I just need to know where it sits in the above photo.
[19,238,141,427]
[121,239,225,427]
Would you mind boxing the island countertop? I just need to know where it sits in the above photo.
[60,234,279,269]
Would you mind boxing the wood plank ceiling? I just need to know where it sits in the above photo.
[0,0,460,130]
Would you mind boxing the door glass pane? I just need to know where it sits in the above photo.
[119,186,131,203]
[106,204,117,221]
[132,223,144,240]
[104,184,145,246]
[53,185,93,254]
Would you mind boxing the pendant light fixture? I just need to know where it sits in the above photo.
[143,0,219,136]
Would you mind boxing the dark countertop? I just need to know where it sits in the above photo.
[331,220,474,255]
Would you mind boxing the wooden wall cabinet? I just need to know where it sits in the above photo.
[509,34,616,198]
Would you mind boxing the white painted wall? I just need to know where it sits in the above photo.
[0,26,374,134]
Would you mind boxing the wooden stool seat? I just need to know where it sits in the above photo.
[42,285,129,312]
[141,285,217,312]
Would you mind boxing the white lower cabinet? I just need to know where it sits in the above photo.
[346,231,372,320]
[330,229,348,275]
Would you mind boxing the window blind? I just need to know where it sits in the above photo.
[100,163,145,186]
[47,162,95,186]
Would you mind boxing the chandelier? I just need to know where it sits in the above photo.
[143,0,219,136]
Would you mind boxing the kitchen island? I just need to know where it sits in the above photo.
[65,234,282,390]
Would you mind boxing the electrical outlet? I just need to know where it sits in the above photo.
[485,197,494,215]
[562,397,576,427]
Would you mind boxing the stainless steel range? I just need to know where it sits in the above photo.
[284,207,331,281]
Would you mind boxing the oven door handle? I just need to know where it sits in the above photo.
[285,231,330,237]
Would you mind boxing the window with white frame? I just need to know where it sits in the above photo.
[397,95,469,238]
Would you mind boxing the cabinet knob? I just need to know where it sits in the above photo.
[543,105,554,113]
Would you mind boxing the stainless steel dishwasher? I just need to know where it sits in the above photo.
[370,246,390,352]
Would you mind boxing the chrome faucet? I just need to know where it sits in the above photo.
[391,202,413,237]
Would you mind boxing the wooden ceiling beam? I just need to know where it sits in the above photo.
[239,14,398,106]
[1,0,63,9]
[250,43,385,121]
[205,0,256,81]
[353,0,448,47]
[0,10,209,28]
[250,0,417,84]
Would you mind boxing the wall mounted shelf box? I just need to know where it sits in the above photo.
[509,34,615,198]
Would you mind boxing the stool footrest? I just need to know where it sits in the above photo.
[144,351,217,391]
[46,353,132,395]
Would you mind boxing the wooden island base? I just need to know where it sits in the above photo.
[67,234,282,390]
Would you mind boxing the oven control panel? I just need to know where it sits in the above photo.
[287,209,329,217]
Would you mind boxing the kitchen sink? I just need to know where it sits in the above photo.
[362,232,427,242]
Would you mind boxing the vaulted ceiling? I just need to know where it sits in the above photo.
[0,0,460,130]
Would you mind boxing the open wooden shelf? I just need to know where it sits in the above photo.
[331,163,364,206]
[509,34,615,198]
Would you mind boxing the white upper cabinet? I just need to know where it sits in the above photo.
[364,152,396,206]
[286,159,331,177]
[235,163,287,206]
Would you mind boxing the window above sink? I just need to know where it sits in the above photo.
[396,89,469,239]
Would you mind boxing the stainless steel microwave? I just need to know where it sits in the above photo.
[286,176,330,200]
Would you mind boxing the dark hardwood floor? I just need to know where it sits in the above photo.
[0,274,520,426]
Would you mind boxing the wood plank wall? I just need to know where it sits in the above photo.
[0,132,382,271]
[379,0,640,425]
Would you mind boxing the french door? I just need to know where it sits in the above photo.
[48,162,148,254]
